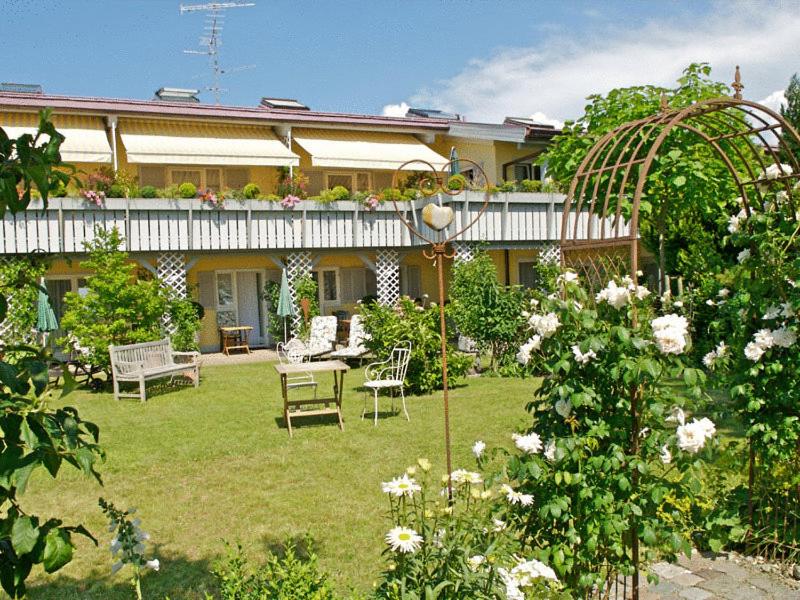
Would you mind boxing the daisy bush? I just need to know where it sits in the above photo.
[375,459,565,600]
[510,273,716,594]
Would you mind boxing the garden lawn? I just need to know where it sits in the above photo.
[24,362,535,599]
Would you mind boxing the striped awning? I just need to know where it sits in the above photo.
[0,113,112,163]
[292,129,449,171]
[119,120,299,167]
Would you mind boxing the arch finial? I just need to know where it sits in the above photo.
[732,66,744,100]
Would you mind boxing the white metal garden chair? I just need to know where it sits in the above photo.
[330,314,370,364]
[276,339,317,398]
[362,341,412,426]
[306,316,338,359]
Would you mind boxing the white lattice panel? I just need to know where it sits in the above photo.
[376,249,400,306]
[452,241,476,263]
[156,253,187,334]
[157,253,188,298]
[539,243,561,265]
[286,251,312,333]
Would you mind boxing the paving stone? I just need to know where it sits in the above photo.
[652,562,692,580]
[678,587,713,600]
[698,575,774,600]
[672,572,704,587]
[692,568,725,581]
[644,578,683,597]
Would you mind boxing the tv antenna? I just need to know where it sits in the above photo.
[180,2,256,104]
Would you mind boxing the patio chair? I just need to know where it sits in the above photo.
[306,315,338,358]
[362,341,412,426]
[330,314,370,364]
[276,339,317,398]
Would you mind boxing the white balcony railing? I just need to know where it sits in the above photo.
[0,192,622,255]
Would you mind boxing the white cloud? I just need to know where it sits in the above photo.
[759,89,787,114]
[407,4,800,125]
[381,101,410,118]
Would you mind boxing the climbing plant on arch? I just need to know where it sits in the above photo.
[554,68,800,597]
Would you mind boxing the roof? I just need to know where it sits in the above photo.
[0,92,450,132]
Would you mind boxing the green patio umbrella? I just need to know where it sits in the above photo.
[36,283,58,344]
[276,269,295,343]
[449,146,460,176]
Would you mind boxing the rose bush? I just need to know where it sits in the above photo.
[509,273,716,593]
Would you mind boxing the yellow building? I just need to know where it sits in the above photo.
[0,87,562,352]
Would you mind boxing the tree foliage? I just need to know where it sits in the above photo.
[0,113,104,599]
[59,227,187,373]
[542,63,741,287]
[780,73,800,162]
[0,256,49,346]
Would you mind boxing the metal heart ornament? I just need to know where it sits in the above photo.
[421,203,454,231]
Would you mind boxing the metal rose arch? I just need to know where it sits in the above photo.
[391,158,491,498]
[561,67,800,291]
[559,67,800,600]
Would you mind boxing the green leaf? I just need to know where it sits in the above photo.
[11,516,40,555]
[674,175,687,187]
[42,528,73,573]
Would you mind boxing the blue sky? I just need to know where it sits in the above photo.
[2,1,798,123]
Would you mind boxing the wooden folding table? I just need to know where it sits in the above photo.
[274,360,349,437]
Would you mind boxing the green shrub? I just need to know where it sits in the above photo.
[261,279,286,342]
[157,184,181,199]
[213,539,339,600]
[359,297,473,394]
[257,193,282,201]
[53,181,68,197]
[542,178,560,193]
[178,182,197,199]
[140,185,158,198]
[318,185,350,203]
[449,250,527,371]
[0,255,49,348]
[518,179,542,192]
[446,173,467,191]
[107,183,125,198]
[242,182,261,199]
[498,180,516,192]
[168,296,202,352]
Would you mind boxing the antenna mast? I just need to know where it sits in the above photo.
[180,2,255,104]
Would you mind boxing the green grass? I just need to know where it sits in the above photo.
[23,363,536,599]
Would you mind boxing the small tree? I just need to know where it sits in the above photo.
[449,251,527,371]
[60,227,170,373]
[780,73,800,162]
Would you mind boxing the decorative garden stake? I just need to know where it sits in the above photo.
[391,159,490,499]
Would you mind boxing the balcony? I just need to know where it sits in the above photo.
[0,191,615,255]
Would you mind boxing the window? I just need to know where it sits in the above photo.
[138,165,166,188]
[325,172,372,192]
[518,261,538,289]
[205,168,222,191]
[216,273,235,307]
[170,169,202,188]
[322,270,338,301]
[326,173,354,191]
[224,168,249,190]
[513,164,532,181]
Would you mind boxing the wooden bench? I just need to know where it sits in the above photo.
[109,338,200,402]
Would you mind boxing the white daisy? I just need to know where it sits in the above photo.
[472,440,486,458]
[381,474,421,498]
[385,526,423,553]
